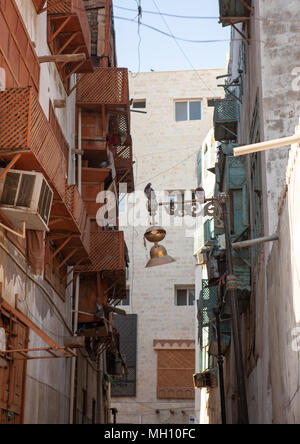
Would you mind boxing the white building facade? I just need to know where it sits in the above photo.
[112,69,224,424]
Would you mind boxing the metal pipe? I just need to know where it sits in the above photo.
[69,273,80,424]
[78,107,82,195]
[232,234,279,249]
[214,307,227,425]
[234,134,300,156]
[220,195,249,424]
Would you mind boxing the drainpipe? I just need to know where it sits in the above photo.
[69,273,80,424]
[214,307,227,425]
[219,192,249,425]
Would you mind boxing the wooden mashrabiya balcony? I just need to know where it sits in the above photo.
[77,68,134,192]
[0,87,90,264]
[47,0,93,89]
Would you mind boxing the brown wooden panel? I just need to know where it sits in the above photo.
[156,349,195,400]
[0,312,28,424]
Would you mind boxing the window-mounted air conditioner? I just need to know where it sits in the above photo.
[0,169,53,231]
[193,371,217,389]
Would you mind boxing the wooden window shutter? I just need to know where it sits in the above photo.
[154,341,195,400]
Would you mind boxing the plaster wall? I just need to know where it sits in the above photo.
[112,69,224,424]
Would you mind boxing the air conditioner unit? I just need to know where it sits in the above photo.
[0,169,53,231]
[193,371,217,389]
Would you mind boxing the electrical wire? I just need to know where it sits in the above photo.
[136,150,198,188]
[151,0,218,95]
[113,4,219,20]
[131,0,142,78]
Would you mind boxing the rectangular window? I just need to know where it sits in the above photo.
[111,315,137,397]
[132,99,146,109]
[175,287,195,306]
[120,288,130,306]
[175,100,202,122]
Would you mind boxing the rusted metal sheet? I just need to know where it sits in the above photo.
[0,0,40,95]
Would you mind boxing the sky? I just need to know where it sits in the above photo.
[113,0,230,73]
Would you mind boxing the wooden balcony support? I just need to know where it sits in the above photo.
[47,0,93,91]
[50,235,74,261]
[0,154,22,181]
[38,53,86,63]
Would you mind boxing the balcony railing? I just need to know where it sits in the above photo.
[219,0,252,27]
[0,87,90,262]
[47,0,93,88]
[77,68,129,107]
[213,99,239,142]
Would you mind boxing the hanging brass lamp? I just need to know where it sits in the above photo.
[144,226,176,268]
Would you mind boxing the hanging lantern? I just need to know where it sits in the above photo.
[144,226,176,268]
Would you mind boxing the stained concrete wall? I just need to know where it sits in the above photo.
[112,69,225,424]
[266,139,300,424]
[198,0,300,424]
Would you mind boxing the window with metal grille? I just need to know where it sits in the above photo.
[111,314,137,397]
[156,347,195,400]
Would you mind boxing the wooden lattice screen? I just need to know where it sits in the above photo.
[0,87,67,201]
[155,345,195,400]
[77,68,129,106]
[76,230,125,273]
[0,0,40,95]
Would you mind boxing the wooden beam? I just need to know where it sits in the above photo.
[56,32,80,56]
[50,235,73,261]
[232,234,279,249]
[234,134,300,156]
[0,154,22,182]
[57,248,79,270]
[0,298,58,350]
[38,53,86,64]
[38,0,65,14]
[53,100,66,109]
[49,16,72,42]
